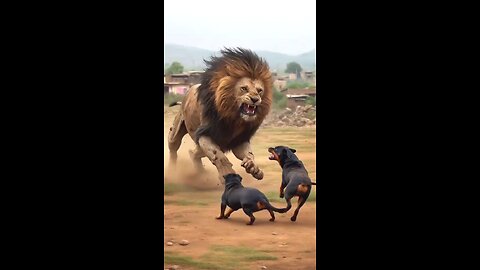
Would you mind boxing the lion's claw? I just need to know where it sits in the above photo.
[253,170,263,180]
[241,158,263,180]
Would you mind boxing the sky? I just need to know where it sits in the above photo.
[164,0,316,55]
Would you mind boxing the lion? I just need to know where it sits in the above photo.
[167,47,273,184]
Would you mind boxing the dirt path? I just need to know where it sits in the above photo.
[164,193,316,270]
[164,106,317,270]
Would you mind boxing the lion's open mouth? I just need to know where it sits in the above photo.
[241,104,257,116]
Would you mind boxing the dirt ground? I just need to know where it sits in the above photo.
[164,106,317,270]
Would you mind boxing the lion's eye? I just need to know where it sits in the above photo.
[241,87,248,92]
[257,88,263,94]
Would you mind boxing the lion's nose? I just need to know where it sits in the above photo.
[250,97,259,103]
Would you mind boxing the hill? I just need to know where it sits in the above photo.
[164,44,316,72]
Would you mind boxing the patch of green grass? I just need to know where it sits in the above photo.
[209,245,277,260]
[264,191,284,203]
[164,245,277,270]
[164,199,208,206]
[164,182,192,195]
[164,253,222,270]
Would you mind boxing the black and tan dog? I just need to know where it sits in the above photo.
[216,173,289,225]
[268,146,316,222]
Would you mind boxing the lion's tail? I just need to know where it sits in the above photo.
[169,101,182,107]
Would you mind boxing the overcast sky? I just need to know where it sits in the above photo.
[164,0,316,55]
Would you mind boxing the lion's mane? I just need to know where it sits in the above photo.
[194,48,273,151]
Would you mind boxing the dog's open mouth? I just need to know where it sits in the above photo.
[268,147,277,160]
[241,103,256,116]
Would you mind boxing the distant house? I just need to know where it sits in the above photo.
[273,77,288,90]
[164,71,205,95]
[187,71,204,85]
[302,71,315,84]
[281,88,316,109]
[164,82,190,95]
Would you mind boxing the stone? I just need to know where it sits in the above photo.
[179,240,189,246]
[166,242,173,246]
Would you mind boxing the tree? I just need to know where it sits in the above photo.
[166,61,184,75]
[285,62,303,74]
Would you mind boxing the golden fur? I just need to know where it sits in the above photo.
[168,48,272,181]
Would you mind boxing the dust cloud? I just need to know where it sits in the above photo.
[164,110,222,191]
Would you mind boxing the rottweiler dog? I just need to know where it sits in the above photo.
[216,173,289,225]
[268,146,316,222]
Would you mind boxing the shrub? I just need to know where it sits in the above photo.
[287,80,311,89]
[305,96,316,106]
[272,89,287,110]
[164,93,184,106]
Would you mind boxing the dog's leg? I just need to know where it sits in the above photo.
[168,114,187,169]
[198,136,235,184]
[291,197,307,222]
[284,196,293,212]
[216,203,227,219]
[224,207,235,218]
[189,144,206,173]
[232,142,264,180]
[243,209,256,225]
[267,208,275,222]
[279,183,286,198]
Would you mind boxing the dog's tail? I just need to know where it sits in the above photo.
[169,101,182,107]
[311,182,316,185]
[262,199,291,213]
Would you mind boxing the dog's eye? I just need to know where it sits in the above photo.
[241,86,248,92]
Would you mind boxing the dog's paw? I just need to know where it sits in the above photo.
[246,222,254,225]
[216,216,224,219]
[279,193,284,198]
[269,218,275,222]
[290,216,297,222]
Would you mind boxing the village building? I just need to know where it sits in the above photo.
[281,87,316,109]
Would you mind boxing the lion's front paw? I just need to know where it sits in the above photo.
[252,170,264,180]
[241,158,255,171]
[241,158,263,179]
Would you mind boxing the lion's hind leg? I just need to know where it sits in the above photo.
[189,144,207,173]
[168,113,187,169]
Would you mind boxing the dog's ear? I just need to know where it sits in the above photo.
[289,148,296,153]
[224,173,240,182]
